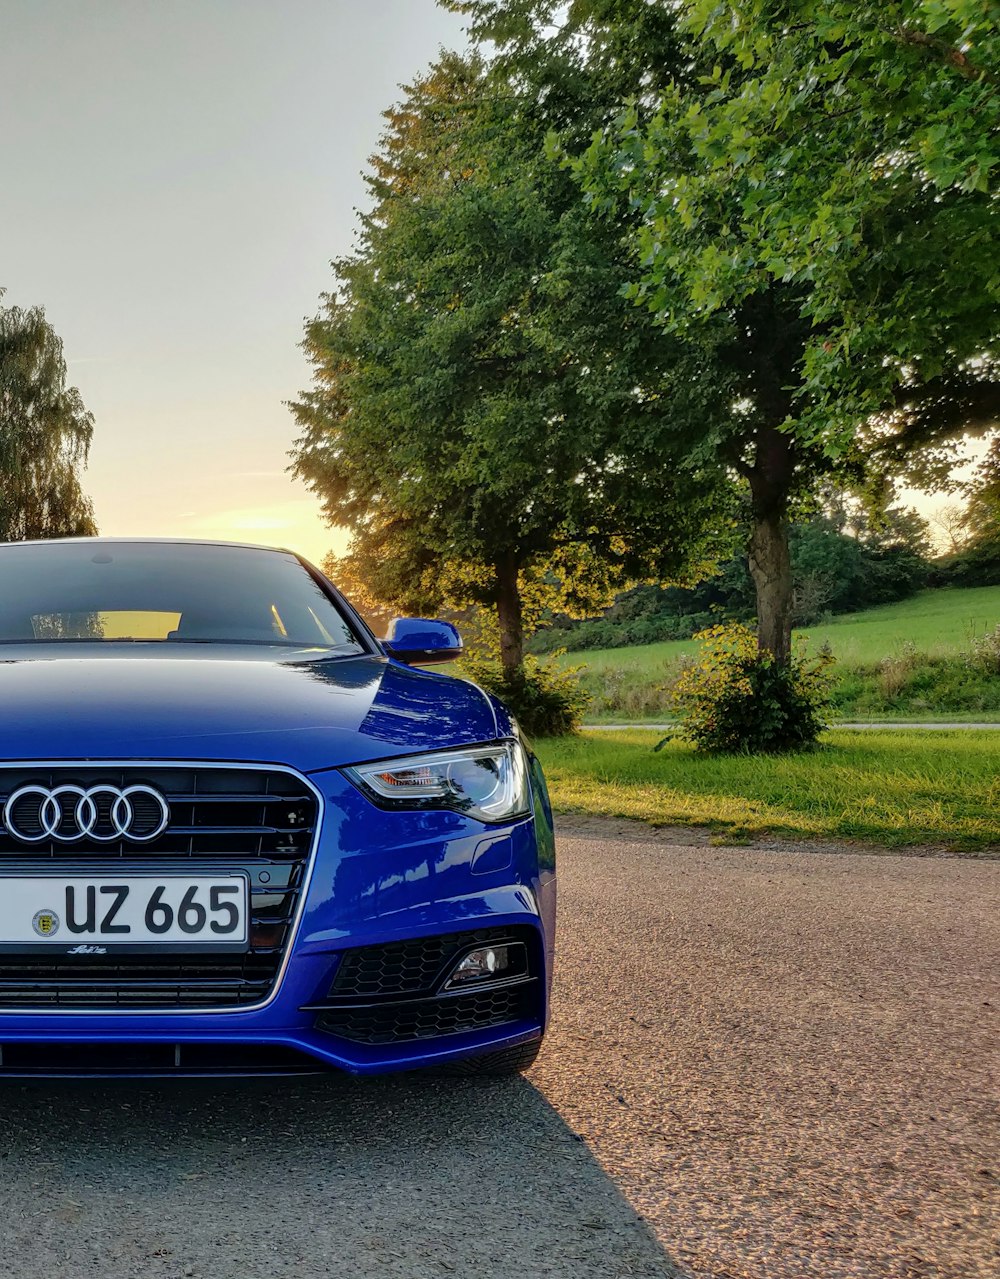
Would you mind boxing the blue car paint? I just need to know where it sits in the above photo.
[0,567,556,1076]
[0,651,500,771]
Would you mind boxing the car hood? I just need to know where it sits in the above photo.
[0,651,499,772]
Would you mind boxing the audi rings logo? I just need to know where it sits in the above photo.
[2,784,170,844]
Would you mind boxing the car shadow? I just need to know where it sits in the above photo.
[0,1072,680,1278]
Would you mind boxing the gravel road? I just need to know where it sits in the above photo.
[0,820,997,1278]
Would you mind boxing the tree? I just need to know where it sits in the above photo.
[962,436,1000,545]
[576,0,1000,658]
[929,503,972,555]
[608,0,999,425]
[940,433,1000,583]
[453,0,1000,663]
[0,294,97,541]
[291,55,731,674]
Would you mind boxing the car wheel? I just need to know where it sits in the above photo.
[443,1038,542,1077]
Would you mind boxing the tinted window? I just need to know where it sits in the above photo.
[0,542,361,651]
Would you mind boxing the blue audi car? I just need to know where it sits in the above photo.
[0,538,555,1078]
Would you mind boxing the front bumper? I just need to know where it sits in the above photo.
[0,761,556,1077]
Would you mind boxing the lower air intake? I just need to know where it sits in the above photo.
[315,925,543,1045]
[316,984,536,1045]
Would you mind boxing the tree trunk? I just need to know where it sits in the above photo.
[495,552,524,676]
[748,507,793,665]
[747,426,795,665]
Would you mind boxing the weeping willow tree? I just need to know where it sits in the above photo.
[0,293,97,541]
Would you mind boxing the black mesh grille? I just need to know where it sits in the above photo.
[316,984,535,1045]
[0,952,280,1007]
[318,926,541,1045]
[332,927,518,999]
[0,766,319,1009]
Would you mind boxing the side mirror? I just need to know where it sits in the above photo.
[382,617,463,665]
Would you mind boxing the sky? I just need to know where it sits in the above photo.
[1,0,466,566]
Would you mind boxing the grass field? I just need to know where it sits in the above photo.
[537,729,1000,850]
[561,585,1000,721]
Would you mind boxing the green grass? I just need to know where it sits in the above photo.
[536,729,1000,850]
[561,586,1000,721]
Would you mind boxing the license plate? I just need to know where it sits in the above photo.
[0,876,249,949]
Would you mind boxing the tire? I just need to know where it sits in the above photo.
[442,1037,542,1077]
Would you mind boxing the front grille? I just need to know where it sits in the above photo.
[0,952,281,1008]
[0,765,319,1009]
[316,985,535,1045]
[317,926,541,1045]
[0,765,317,860]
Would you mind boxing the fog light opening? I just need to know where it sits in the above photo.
[443,942,526,989]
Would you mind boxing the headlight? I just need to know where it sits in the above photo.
[344,742,530,823]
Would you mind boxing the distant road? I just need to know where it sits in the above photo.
[584,721,1000,731]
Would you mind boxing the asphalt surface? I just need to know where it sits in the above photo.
[0,820,997,1278]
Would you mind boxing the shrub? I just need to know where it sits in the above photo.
[527,610,710,654]
[877,642,921,698]
[935,537,1000,588]
[669,623,835,753]
[830,654,1000,716]
[968,624,1000,676]
[460,652,590,737]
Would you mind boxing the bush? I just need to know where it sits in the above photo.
[460,652,590,737]
[968,623,1000,676]
[934,536,1000,589]
[878,641,921,698]
[669,623,835,753]
[828,653,1000,717]
[527,610,710,654]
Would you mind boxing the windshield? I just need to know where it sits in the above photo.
[0,541,363,652]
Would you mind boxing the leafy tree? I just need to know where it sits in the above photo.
[939,433,1000,583]
[578,0,1000,655]
[291,55,731,674]
[791,504,931,619]
[0,294,97,541]
[454,0,1000,663]
[529,502,932,649]
[606,0,1000,426]
[963,435,1000,546]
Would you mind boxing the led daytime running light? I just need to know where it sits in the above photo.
[372,765,439,789]
[345,743,530,823]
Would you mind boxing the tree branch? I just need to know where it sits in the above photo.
[892,26,999,86]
